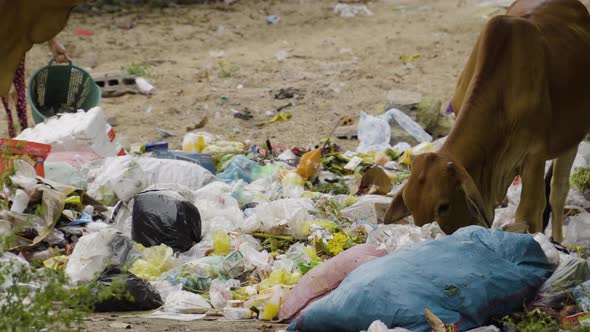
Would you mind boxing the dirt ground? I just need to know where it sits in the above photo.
[8,0,589,331]
[82,313,287,332]
[13,0,518,150]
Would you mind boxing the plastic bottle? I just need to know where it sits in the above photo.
[383,108,433,143]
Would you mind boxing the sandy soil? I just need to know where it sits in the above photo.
[8,0,589,330]
[13,0,512,150]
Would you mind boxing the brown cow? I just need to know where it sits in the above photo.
[384,0,590,241]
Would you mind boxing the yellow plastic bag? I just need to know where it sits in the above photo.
[129,244,177,281]
[259,269,302,292]
[296,148,322,180]
[212,231,232,256]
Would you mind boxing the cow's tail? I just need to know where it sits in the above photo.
[542,161,554,231]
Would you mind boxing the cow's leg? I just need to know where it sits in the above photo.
[515,157,546,233]
[549,146,578,242]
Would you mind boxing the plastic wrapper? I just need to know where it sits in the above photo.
[93,266,163,312]
[129,244,178,281]
[163,290,212,314]
[532,255,590,308]
[238,242,274,272]
[132,189,202,252]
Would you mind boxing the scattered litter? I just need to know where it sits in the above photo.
[74,29,95,36]
[275,50,289,61]
[208,50,225,58]
[233,108,253,120]
[266,15,280,25]
[157,128,175,138]
[257,113,292,126]
[136,78,155,95]
[334,3,374,17]
[274,87,304,100]
[3,72,589,332]
[109,322,131,329]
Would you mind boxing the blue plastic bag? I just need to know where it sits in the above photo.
[217,155,261,183]
[288,226,554,332]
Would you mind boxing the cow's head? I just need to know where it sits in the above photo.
[384,152,491,234]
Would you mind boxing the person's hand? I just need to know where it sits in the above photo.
[49,38,69,63]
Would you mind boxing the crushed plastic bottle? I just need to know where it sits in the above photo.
[383,108,433,143]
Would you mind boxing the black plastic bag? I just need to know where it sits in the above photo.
[131,189,201,252]
[93,266,163,312]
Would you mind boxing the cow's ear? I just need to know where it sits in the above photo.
[453,163,491,227]
[384,188,410,224]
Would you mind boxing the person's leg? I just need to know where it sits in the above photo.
[1,96,15,138]
[13,58,28,133]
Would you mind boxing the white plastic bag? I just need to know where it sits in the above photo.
[209,278,233,309]
[192,181,244,237]
[86,155,218,204]
[533,233,560,265]
[163,290,212,314]
[563,213,590,247]
[16,107,120,157]
[65,228,118,284]
[240,198,316,239]
[356,112,391,154]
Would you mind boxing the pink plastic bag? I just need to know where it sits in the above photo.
[279,243,387,322]
[46,151,103,168]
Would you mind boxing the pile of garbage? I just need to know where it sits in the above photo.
[1,104,589,331]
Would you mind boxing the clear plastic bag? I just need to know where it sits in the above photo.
[532,255,590,308]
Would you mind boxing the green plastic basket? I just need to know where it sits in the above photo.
[27,57,101,124]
